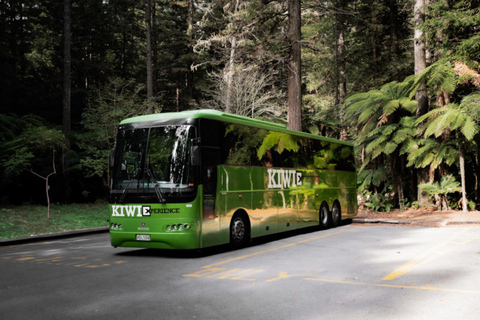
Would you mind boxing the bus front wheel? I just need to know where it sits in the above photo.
[230,213,250,247]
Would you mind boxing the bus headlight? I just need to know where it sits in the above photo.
[166,223,191,231]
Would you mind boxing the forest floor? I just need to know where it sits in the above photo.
[354,207,480,227]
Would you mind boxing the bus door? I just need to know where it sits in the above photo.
[200,120,221,247]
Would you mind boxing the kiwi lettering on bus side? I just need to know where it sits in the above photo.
[111,205,180,217]
[267,169,303,189]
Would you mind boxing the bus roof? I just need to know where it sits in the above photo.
[120,109,354,146]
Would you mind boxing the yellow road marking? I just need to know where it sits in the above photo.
[266,271,313,282]
[202,227,358,269]
[307,277,480,295]
[383,228,480,281]
[17,256,35,261]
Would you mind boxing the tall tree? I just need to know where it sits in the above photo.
[414,0,429,207]
[63,0,71,144]
[225,0,240,114]
[287,0,302,131]
[145,0,153,103]
[63,0,72,202]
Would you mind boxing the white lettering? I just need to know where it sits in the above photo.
[296,172,303,186]
[112,205,125,217]
[283,170,291,188]
[268,169,276,189]
[112,205,145,217]
[143,206,151,216]
[125,206,137,217]
[267,169,302,189]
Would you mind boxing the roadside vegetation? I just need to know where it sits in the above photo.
[0,202,108,240]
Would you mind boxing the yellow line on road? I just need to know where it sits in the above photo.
[202,227,358,269]
[383,228,480,281]
[306,277,480,295]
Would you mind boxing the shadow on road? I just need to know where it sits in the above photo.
[113,222,353,259]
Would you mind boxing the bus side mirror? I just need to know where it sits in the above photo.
[109,148,115,168]
[191,146,200,166]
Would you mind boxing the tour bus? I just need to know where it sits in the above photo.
[109,110,357,249]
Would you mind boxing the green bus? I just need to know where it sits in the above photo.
[109,110,357,249]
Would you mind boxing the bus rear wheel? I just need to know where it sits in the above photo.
[319,203,330,229]
[330,201,341,228]
[230,213,250,247]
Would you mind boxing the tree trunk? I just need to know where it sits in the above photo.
[63,0,71,145]
[186,0,195,108]
[459,140,468,212]
[145,0,153,103]
[335,13,347,141]
[476,136,480,202]
[63,0,71,203]
[389,0,399,55]
[30,151,57,219]
[287,0,302,132]
[225,36,236,113]
[414,0,429,207]
[225,0,240,114]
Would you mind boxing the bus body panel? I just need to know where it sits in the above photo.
[109,188,203,249]
[216,165,357,239]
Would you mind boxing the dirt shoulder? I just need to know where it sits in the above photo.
[353,207,480,227]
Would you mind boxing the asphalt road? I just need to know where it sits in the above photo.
[1,225,480,320]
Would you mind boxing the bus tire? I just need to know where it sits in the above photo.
[330,200,341,228]
[319,202,330,229]
[230,212,250,247]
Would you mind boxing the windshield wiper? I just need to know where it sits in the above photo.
[147,169,166,203]
[119,177,136,203]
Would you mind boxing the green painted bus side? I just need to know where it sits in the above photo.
[202,165,357,248]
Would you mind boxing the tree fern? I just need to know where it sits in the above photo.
[418,175,461,211]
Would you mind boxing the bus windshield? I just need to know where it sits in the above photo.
[111,125,197,203]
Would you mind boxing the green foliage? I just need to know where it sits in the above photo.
[468,200,476,211]
[357,167,389,194]
[418,175,462,211]
[364,186,394,213]
[403,138,458,171]
[424,1,480,60]
[1,124,65,178]
[79,77,151,180]
[346,77,417,146]
[416,103,479,141]
[419,176,461,197]
[225,124,267,166]
[410,60,457,98]
[257,131,301,160]
[405,200,419,209]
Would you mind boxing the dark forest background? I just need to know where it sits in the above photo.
[1,0,479,212]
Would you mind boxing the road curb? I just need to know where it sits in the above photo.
[0,227,109,246]
[353,218,480,226]
[352,218,410,225]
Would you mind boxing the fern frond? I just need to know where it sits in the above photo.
[384,141,398,155]
[461,117,478,141]
[383,99,400,116]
